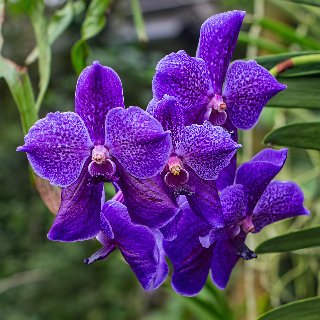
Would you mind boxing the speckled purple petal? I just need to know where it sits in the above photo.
[17,112,92,187]
[163,202,213,296]
[152,95,185,150]
[102,201,168,291]
[220,184,246,225]
[235,148,288,213]
[253,181,310,233]
[186,167,224,227]
[105,107,172,179]
[47,160,104,242]
[117,165,179,228]
[196,10,245,94]
[176,121,240,180]
[75,61,124,143]
[152,50,211,125]
[223,60,287,130]
[210,236,241,289]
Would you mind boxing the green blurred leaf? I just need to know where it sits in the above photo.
[279,0,320,6]
[71,0,112,74]
[26,0,85,65]
[0,57,37,134]
[131,0,148,42]
[264,122,320,150]
[257,297,320,320]
[256,17,320,50]
[28,0,51,112]
[267,77,320,109]
[256,226,320,253]
[255,51,320,77]
[71,39,90,75]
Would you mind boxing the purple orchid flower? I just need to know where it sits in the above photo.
[163,148,309,296]
[149,10,286,130]
[17,61,172,242]
[150,95,240,226]
[85,199,168,291]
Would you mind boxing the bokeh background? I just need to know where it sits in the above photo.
[1,0,319,319]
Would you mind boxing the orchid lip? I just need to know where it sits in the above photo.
[92,145,111,164]
[239,215,255,233]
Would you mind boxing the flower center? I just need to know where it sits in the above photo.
[92,145,110,164]
[207,94,227,113]
[239,215,255,233]
[164,156,189,188]
[168,156,184,175]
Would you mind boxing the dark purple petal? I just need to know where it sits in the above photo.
[117,165,179,228]
[220,184,246,225]
[223,60,287,130]
[216,154,237,191]
[88,159,116,179]
[146,98,158,115]
[177,121,241,180]
[253,181,310,233]
[164,169,189,188]
[235,148,288,213]
[17,112,92,187]
[103,201,168,291]
[84,238,115,264]
[152,50,211,125]
[152,95,185,150]
[209,110,227,126]
[159,209,183,241]
[48,160,104,242]
[196,10,245,94]
[186,167,224,227]
[105,107,172,179]
[75,61,124,143]
[163,202,213,296]
[210,236,240,289]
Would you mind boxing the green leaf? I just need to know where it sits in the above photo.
[267,77,320,109]
[264,122,320,150]
[0,57,37,134]
[25,0,85,65]
[279,0,320,6]
[71,0,112,74]
[257,297,320,320]
[28,0,51,113]
[71,39,90,75]
[256,226,320,253]
[238,32,286,54]
[255,51,320,77]
[256,17,320,50]
[131,0,148,42]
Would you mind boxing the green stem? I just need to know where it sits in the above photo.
[0,0,4,54]
[269,53,320,76]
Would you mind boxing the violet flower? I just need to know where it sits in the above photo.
[85,199,168,291]
[17,61,172,242]
[149,10,286,130]
[150,95,240,226]
[163,149,309,296]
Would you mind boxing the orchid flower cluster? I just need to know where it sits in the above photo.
[17,10,309,296]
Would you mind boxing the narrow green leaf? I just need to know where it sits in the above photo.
[256,226,320,253]
[131,0,148,42]
[71,39,90,75]
[264,122,320,150]
[238,32,286,54]
[257,297,320,320]
[256,17,320,50]
[280,0,320,6]
[0,57,37,134]
[28,0,51,113]
[25,0,85,65]
[71,0,112,74]
[255,51,320,77]
[267,77,320,109]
